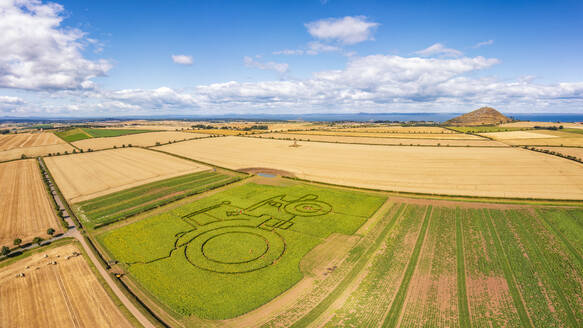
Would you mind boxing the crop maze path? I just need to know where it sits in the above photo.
[485,209,533,327]
[381,205,432,327]
[456,208,471,328]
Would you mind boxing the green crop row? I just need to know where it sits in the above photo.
[76,171,241,228]
[82,174,230,219]
[324,205,425,327]
[381,205,432,327]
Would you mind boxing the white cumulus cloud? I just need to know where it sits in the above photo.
[415,43,463,58]
[305,16,379,45]
[171,54,193,65]
[0,0,111,90]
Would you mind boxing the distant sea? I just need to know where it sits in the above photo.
[1,113,582,123]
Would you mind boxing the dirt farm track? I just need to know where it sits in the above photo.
[0,159,61,246]
[156,136,583,200]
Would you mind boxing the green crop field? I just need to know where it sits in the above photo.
[295,205,583,327]
[75,170,241,228]
[55,127,152,142]
[92,178,583,326]
[55,127,93,142]
[83,128,152,138]
[96,182,386,320]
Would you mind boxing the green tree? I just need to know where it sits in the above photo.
[1,246,10,256]
[13,238,22,247]
[33,237,43,245]
[47,228,55,237]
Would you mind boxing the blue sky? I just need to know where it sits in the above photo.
[0,0,582,116]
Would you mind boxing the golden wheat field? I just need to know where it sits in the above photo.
[256,133,508,147]
[156,136,583,200]
[484,130,583,146]
[45,147,209,203]
[0,133,64,151]
[0,160,61,246]
[0,133,74,162]
[480,131,559,139]
[324,126,457,133]
[499,121,583,128]
[71,131,208,150]
[286,130,483,140]
[0,243,132,328]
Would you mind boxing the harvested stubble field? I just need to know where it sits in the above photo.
[156,136,583,200]
[286,129,484,139]
[255,132,507,147]
[96,182,385,321]
[72,131,207,150]
[0,133,65,151]
[0,133,74,162]
[499,121,583,129]
[324,126,456,134]
[187,129,261,136]
[448,126,531,133]
[45,147,209,203]
[480,130,560,139]
[484,130,583,146]
[75,170,241,228]
[0,159,61,246]
[0,243,132,328]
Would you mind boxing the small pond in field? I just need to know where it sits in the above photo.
[257,172,276,178]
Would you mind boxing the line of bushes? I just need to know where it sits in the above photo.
[525,146,583,164]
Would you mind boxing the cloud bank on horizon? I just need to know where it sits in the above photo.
[0,0,582,116]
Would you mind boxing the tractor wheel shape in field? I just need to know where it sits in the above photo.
[185,225,285,274]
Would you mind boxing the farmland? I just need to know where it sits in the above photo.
[255,132,507,147]
[91,175,583,326]
[0,133,74,162]
[0,159,61,247]
[44,147,209,203]
[0,243,132,328]
[286,129,483,139]
[75,170,242,228]
[96,182,386,320]
[323,126,457,133]
[448,126,531,133]
[0,133,66,151]
[155,136,583,200]
[55,127,153,142]
[72,131,208,150]
[483,130,583,146]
